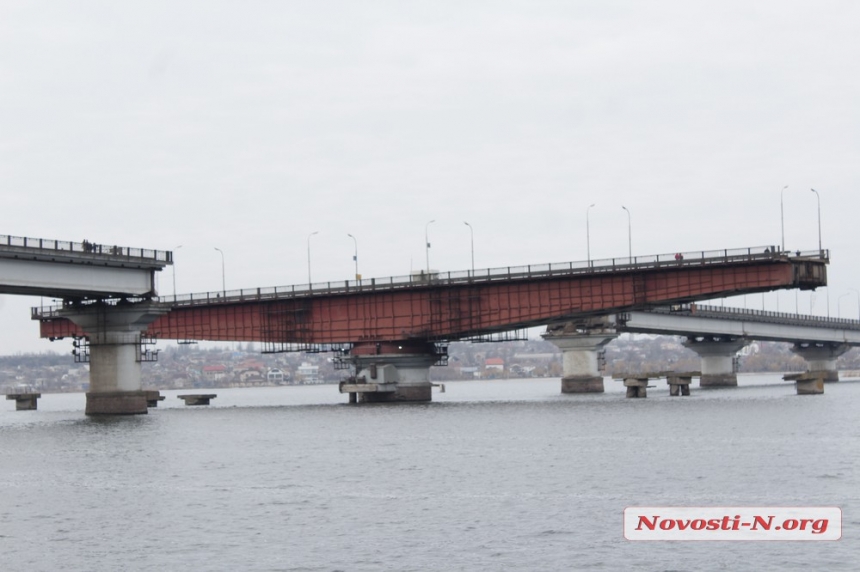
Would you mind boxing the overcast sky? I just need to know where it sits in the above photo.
[1,1,859,354]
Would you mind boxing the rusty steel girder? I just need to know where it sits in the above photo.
[38,252,827,346]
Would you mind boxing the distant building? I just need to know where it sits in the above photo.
[484,357,504,371]
[267,368,289,384]
[202,364,228,382]
[297,362,320,383]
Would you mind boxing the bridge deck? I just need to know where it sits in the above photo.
[621,304,860,344]
[156,246,822,307]
[0,233,172,298]
[34,245,828,347]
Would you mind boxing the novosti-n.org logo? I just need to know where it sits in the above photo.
[624,507,841,541]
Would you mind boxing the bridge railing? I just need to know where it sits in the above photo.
[649,303,860,331]
[154,245,827,308]
[0,234,172,263]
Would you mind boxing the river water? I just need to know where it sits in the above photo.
[1,374,857,571]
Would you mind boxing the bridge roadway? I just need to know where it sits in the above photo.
[26,243,829,412]
[628,304,860,385]
[37,245,828,346]
[620,304,860,344]
[545,303,859,392]
[0,233,171,298]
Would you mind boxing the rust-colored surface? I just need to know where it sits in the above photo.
[39,258,825,344]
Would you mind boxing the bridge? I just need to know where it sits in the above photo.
[0,234,171,298]
[545,304,860,393]
[622,305,860,383]
[10,232,826,414]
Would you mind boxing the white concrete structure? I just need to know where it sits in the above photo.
[618,305,860,384]
[62,302,170,414]
[0,234,170,298]
[543,318,617,393]
[617,306,860,345]
[790,342,850,382]
[682,336,747,387]
[0,235,173,415]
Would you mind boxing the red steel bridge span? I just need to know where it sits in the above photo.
[35,245,828,408]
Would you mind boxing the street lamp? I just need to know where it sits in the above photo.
[347,233,358,280]
[172,244,183,298]
[838,292,851,319]
[586,203,596,264]
[810,188,822,254]
[463,221,474,274]
[307,231,319,285]
[850,288,860,320]
[780,185,788,252]
[213,247,225,295]
[425,220,435,274]
[621,206,632,261]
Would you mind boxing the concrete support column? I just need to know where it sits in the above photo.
[784,372,825,395]
[543,319,617,394]
[344,341,441,403]
[61,302,169,415]
[790,342,849,382]
[666,374,693,396]
[623,377,649,398]
[6,393,41,410]
[683,336,747,387]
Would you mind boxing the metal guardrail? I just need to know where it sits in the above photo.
[646,303,860,331]
[151,245,826,308]
[0,233,172,263]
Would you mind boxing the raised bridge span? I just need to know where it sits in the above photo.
[21,239,828,414]
[38,246,827,345]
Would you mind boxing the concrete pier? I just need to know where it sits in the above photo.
[178,394,217,406]
[345,341,441,403]
[683,336,747,387]
[6,393,41,410]
[622,377,650,398]
[543,318,617,394]
[790,342,849,382]
[665,373,695,396]
[783,372,825,395]
[61,302,170,415]
[144,390,165,407]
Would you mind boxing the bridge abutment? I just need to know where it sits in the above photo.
[61,302,169,415]
[683,336,747,387]
[790,342,849,382]
[342,341,440,403]
[543,319,617,393]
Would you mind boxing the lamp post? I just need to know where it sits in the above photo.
[621,205,632,261]
[347,233,358,280]
[172,244,183,298]
[810,188,822,254]
[850,288,860,320]
[463,221,474,274]
[213,247,225,296]
[425,220,435,274]
[586,203,596,264]
[780,185,788,252]
[838,292,851,319]
[307,231,319,285]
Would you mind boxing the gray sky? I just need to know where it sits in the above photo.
[1,1,859,354]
